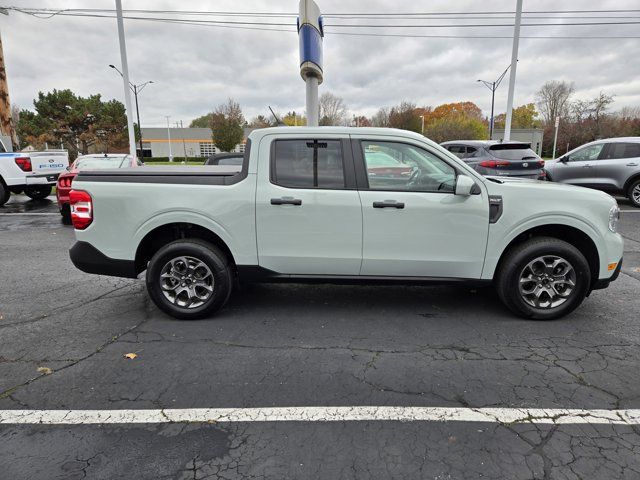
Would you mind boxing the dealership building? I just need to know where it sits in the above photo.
[140,127,253,158]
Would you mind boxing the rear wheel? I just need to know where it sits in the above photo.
[0,183,9,206]
[145,239,233,320]
[496,237,590,320]
[61,204,72,225]
[627,179,640,208]
[24,185,52,201]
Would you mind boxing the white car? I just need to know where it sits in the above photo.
[0,139,69,205]
[68,127,623,320]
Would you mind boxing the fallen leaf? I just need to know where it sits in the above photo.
[37,367,53,375]
[634,267,640,273]
[123,353,138,360]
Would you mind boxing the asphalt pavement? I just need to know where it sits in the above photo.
[1,194,640,479]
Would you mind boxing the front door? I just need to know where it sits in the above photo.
[256,136,363,275]
[352,137,490,279]
[553,143,605,186]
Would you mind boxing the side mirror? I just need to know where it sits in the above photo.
[558,156,568,163]
[455,175,476,196]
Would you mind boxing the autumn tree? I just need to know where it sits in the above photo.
[493,103,541,129]
[318,92,348,126]
[388,101,421,132]
[430,101,483,122]
[248,115,274,129]
[282,111,306,126]
[352,115,371,127]
[424,117,487,143]
[210,98,245,152]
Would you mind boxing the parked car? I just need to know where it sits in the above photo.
[68,127,622,321]
[544,137,640,208]
[57,154,138,223]
[441,140,545,180]
[0,138,69,206]
[205,153,244,166]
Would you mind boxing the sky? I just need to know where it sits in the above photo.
[4,0,640,127]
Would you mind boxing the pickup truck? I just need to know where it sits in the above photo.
[68,127,623,320]
[0,139,69,206]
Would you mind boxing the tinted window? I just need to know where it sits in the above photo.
[218,157,243,165]
[273,139,345,189]
[362,141,456,193]
[567,144,604,162]
[604,142,640,160]
[489,144,539,160]
[447,145,466,158]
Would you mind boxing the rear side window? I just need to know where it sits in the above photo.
[489,144,539,160]
[447,145,466,158]
[605,143,640,160]
[272,139,345,189]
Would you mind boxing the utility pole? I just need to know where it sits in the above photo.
[114,0,137,160]
[180,119,187,161]
[298,0,323,127]
[503,0,523,142]
[165,115,173,161]
[552,116,560,159]
[477,63,512,140]
[420,115,425,135]
[0,8,18,150]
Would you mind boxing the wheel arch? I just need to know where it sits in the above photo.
[491,223,600,286]
[134,222,236,275]
[623,173,640,194]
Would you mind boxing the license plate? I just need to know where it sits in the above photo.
[46,175,58,182]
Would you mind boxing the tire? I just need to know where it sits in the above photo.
[627,179,640,208]
[61,205,72,225]
[495,237,591,320]
[24,185,52,201]
[145,239,233,320]
[0,183,9,206]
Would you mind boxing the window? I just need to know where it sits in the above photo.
[466,146,478,158]
[199,142,218,157]
[604,142,640,160]
[362,141,456,193]
[447,145,466,158]
[272,139,345,189]
[567,144,604,162]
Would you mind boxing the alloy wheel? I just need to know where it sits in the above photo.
[159,256,215,308]
[518,255,576,309]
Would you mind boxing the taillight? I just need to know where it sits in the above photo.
[537,160,545,168]
[69,190,93,229]
[58,175,74,188]
[479,160,510,168]
[15,157,32,172]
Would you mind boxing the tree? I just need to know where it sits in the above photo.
[189,113,212,128]
[282,111,306,126]
[535,81,574,125]
[210,98,245,152]
[430,102,483,122]
[318,92,347,126]
[493,103,541,129]
[248,115,274,129]
[370,107,390,127]
[352,115,371,127]
[424,117,487,143]
[388,101,421,132]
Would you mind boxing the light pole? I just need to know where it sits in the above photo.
[419,114,425,135]
[477,63,512,140]
[165,115,173,162]
[114,0,136,160]
[109,64,153,158]
[504,0,523,142]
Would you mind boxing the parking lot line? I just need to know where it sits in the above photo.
[1,406,639,425]
[0,212,59,216]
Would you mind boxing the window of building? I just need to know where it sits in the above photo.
[272,139,345,189]
[199,142,218,157]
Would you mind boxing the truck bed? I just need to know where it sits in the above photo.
[76,165,245,186]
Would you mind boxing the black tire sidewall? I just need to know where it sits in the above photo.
[25,185,53,200]
[0,183,8,206]
[499,239,590,320]
[628,180,640,208]
[146,240,232,320]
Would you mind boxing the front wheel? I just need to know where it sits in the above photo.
[628,179,640,208]
[146,239,233,320]
[24,185,52,201]
[495,237,590,320]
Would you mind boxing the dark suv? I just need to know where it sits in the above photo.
[544,138,640,208]
[441,140,545,179]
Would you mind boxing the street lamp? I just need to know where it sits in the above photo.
[477,63,512,140]
[109,64,153,158]
[419,114,425,135]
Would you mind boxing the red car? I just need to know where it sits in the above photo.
[57,154,138,223]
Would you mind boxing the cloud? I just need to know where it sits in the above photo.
[4,0,640,126]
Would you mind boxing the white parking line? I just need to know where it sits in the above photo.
[0,212,59,216]
[621,210,640,213]
[1,406,639,425]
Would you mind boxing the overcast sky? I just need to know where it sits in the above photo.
[4,0,640,126]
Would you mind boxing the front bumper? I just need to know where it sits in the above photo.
[591,258,622,291]
[69,241,138,279]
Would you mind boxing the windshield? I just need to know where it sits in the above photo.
[74,157,130,169]
[488,144,539,161]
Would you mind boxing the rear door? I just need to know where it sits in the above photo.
[352,136,489,279]
[551,143,606,186]
[255,135,363,275]
[598,142,640,192]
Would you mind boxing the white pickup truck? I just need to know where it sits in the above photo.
[0,139,69,205]
[68,127,623,320]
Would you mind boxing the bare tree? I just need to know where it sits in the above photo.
[617,106,640,120]
[318,92,347,126]
[535,80,575,125]
[370,107,390,127]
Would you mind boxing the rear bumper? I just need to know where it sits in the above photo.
[26,173,60,185]
[591,258,622,291]
[69,241,138,279]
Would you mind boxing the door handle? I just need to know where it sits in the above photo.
[582,164,593,168]
[373,201,405,209]
[627,163,639,167]
[271,197,302,206]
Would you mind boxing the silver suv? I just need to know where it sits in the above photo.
[544,137,640,208]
